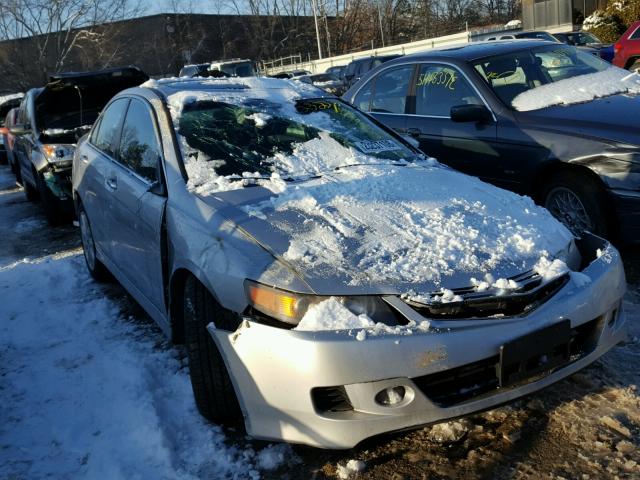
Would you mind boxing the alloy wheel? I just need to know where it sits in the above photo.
[545,186,593,237]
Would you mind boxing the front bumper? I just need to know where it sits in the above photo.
[209,241,627,449]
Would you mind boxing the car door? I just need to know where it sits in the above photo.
[80,98,130,257]
[407,63,500,183]
[106,97,167,313]
[354,64,414,135]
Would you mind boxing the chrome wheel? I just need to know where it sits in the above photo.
[79,210,96,271]
[545,186,593,236]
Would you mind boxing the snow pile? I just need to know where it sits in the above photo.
[582,10,613,29]
[336,459,366,479]
[512,67,640,111]
[294,297,430,336]
[249,160,573,291]
[426,420,471,444]
[0,253,280,479]
[246,112,272,128]
[504,19,522,28]
[254,444,294,470]
[295,297,376,331]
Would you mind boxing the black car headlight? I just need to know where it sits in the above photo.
[245,280,399,327]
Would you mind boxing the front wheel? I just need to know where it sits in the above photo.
[183,276,243,425]
[542,172,609,239]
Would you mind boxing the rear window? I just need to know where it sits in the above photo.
[631,26,640,40]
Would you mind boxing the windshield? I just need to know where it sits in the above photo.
[174,97,417,191]
[517,32,558,41]
[218,62,255,77]
[473,45,612,107]
[568,32,601,44]
[311,74,337,83]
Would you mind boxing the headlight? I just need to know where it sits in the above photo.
[42,144,75,163]
[245,280,400,327]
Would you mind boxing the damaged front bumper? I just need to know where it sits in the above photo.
[42,167,73,200]
[208,238,628,449]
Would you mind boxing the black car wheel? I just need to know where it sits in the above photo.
[183,276,243,425]
[542,172,608,238]
[78,204,110,282]
[35,172,64,225]
[23,175,38,201]
[630,59,640,72]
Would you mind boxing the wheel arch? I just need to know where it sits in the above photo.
[531,159,610,204]
[624,56,640,70]
[168,265,227,344]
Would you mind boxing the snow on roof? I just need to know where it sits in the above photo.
[143,75,324,98]
[512,67,640,111]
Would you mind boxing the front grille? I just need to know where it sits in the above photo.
[312,386,353,413]
[412,356,500,407]
[413,316,604,408]
[406,271,569,319]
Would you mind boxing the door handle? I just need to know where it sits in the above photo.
[80,154,88,163]
[406,128,421,137]
[105,176,117,191]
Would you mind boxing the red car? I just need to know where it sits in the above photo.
[613,20,640,70]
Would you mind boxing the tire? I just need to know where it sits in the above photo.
[541,172,609,239]
[35,171,65,225]
[630,59,640,72]
[78,204,110,282]
[23,175,38,201]
[183,276,243,425]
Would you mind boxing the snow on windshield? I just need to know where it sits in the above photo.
[512,68,640,111]
[163,78,415,195]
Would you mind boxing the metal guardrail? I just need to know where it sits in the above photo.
[262,30,470,75]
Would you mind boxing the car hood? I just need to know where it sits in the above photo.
[200,162,573,296]
[516,93,640,146]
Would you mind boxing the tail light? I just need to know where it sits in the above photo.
[614,42,621,54]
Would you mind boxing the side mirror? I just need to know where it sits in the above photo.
[147,179,165,196]
[10,125,31,136]
[450,104,492,123]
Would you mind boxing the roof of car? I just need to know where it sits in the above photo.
[142,76,330,99]
[396,40,558,62]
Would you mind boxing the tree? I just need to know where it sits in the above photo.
[0,0,143,88]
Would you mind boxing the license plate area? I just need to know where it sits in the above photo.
[499,320,571,387]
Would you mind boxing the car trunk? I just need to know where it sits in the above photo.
[35,66,149,143]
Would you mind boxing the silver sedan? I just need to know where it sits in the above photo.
[72,77,627,449]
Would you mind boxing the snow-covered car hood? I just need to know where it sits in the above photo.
[203,161,574,296]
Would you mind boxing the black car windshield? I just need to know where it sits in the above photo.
[473,44,611,107]
[175,97,417,180]
[516,31,558,42]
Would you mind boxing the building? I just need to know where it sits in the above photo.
[521,0,608,31]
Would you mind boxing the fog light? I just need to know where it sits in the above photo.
[375,386,406,406]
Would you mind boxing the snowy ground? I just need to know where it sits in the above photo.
[0,164,638,479]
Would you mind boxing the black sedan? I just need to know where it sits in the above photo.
[343,40,640,243]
